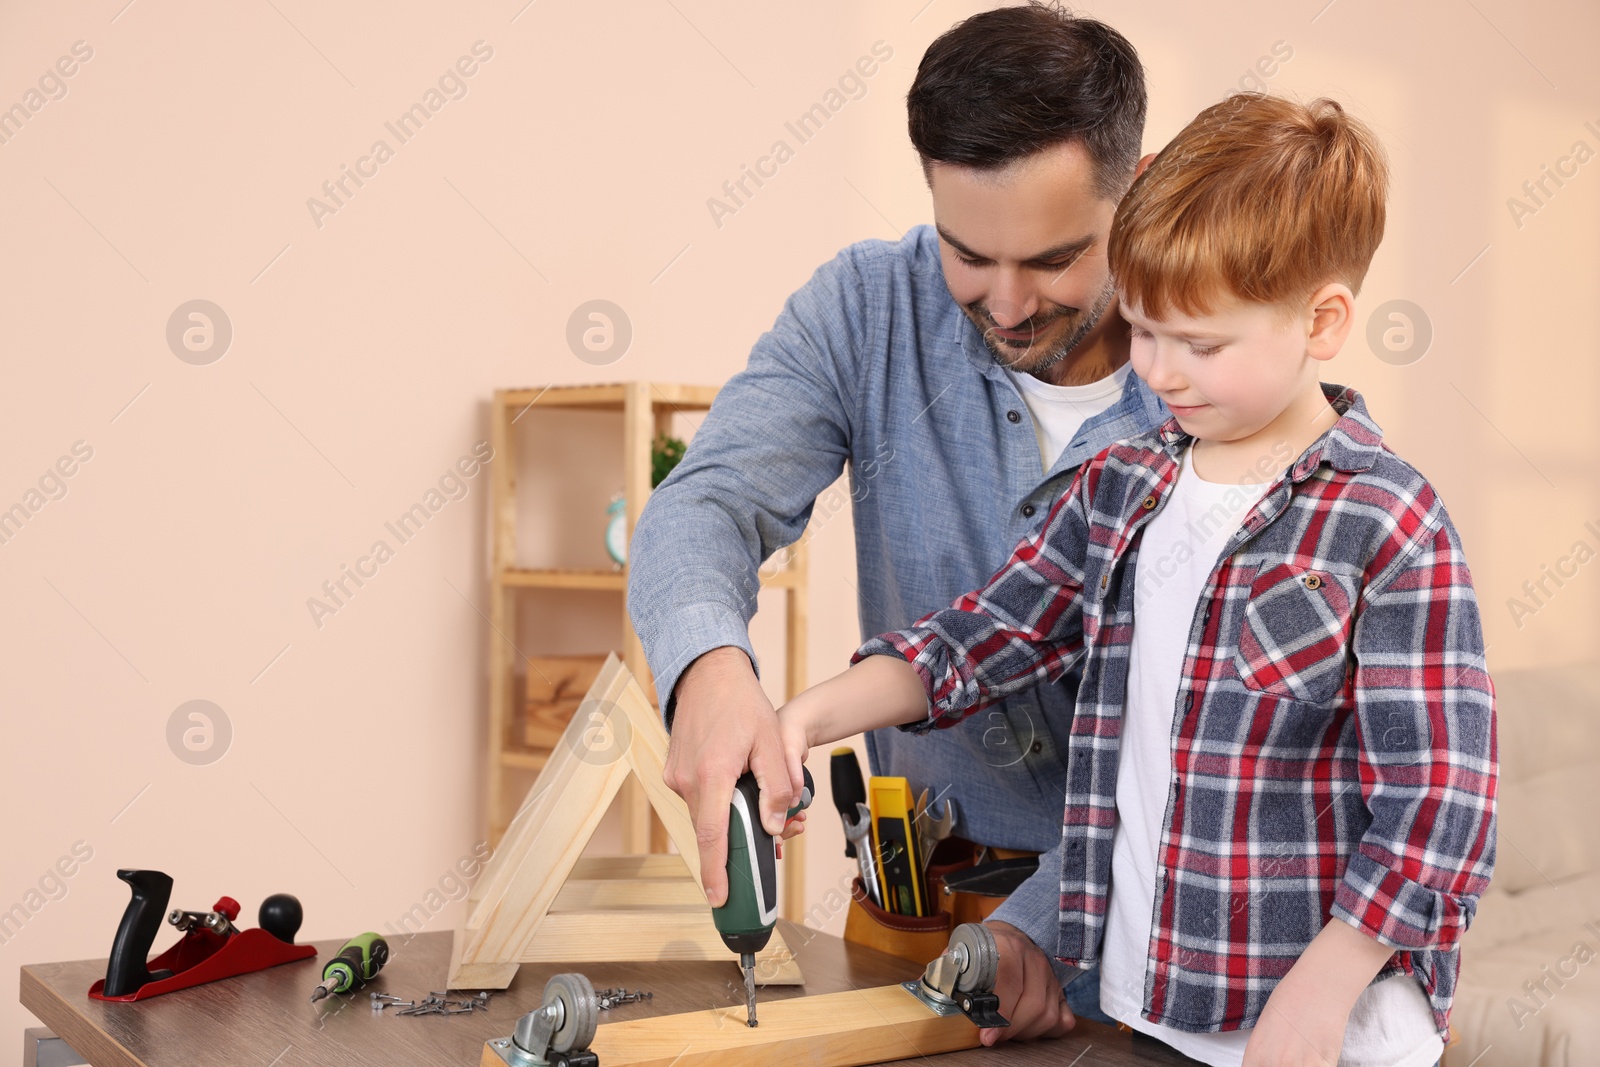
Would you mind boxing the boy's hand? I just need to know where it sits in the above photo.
[979,921,1077,1046]
[1240,915,1392,1066]
[774,691,819,815]
[1241,974,1347,1066]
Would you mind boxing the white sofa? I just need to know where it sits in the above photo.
[1445,661,1600,1066]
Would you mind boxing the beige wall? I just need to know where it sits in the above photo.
[1,0,1595,1057]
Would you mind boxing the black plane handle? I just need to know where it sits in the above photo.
[102,869,175,997]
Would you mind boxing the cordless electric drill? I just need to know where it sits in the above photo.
[712,766,813,1027]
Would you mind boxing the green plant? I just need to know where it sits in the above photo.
[651,434,687,488]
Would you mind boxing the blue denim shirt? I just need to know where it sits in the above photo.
[627,223,1168,857]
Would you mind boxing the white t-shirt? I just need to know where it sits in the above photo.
[1096,442,1443,1067]
[1002,362,1130,471]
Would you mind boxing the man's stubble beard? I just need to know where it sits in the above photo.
[972,275,1116,381]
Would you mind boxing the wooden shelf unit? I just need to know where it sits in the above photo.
[487,382,811,916]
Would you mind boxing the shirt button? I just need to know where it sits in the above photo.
[1100,575,1109,589]
[1021,503,1036,518]
[1142,494,1158,510]
[1030,740,1043,754]
[1007,409,1022,423]
[1304,574,1323,589]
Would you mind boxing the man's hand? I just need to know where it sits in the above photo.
[661,646,804,907]
[979,920,1077,1046]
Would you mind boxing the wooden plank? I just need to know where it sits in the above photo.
[500,383,625,409]
[619,381,655,854]
[478,984,981,1067]
[782,537,810,921]
[551,877,705,911]
[491,391,517,571]
[568,854,692,880]
[487,392,516,847]
[501,567,626,590]
[759,566,802,589]
[647,382,721,407]
[495,383,718,412]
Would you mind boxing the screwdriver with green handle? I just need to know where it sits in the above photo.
[309,932,389,1002]
[712,765,814,1028]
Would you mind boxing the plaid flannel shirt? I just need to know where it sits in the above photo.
[853,382,1497,1038]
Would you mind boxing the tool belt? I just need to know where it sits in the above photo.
[843,836,1040,965]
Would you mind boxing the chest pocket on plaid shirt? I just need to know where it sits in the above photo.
[1233,562,1357,704]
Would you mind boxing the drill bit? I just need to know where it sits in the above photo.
[741,952,758,1027]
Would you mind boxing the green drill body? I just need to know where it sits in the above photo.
[712,768,812,1026]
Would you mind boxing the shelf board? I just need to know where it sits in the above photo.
[501,568,625,590]
[497,565,803,591]
[498,382,719,413]
[759,566,804,589]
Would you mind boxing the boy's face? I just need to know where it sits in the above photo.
[1121,294,1323,443]
[927,141,1121,379]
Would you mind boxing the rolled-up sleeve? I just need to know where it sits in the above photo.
[1331,511,1498,953]
[851,459,1096,734]
[627,248,872,727]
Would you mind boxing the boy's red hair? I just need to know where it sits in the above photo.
[1108,93,1389,321]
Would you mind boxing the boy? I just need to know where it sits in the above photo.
[776,93,1496,1067]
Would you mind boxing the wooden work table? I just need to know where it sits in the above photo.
[21,925,1195,1067]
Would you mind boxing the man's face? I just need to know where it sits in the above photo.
[928,141,1120,377]
[1121,293,1316,444]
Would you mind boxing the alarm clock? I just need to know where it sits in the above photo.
[604,494,627,569]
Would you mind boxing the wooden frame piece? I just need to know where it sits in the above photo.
[452,655,802,990]
[477,984,982,1067]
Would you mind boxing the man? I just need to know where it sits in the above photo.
[628,2,1164,1036]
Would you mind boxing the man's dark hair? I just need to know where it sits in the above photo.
[907,2,1147,200]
